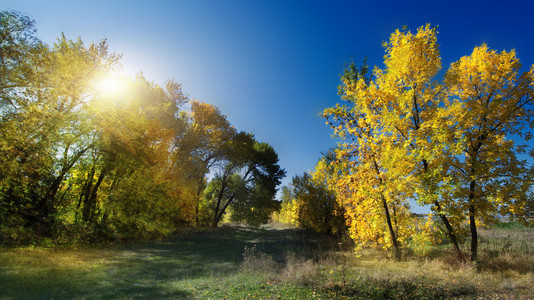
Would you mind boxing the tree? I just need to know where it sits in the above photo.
[0,10,286,242]
[271,185,299,226]
[325,24,534,262]
[0,11,199,240]
[203,132,285,228]
[292,168,346,235]
[0,11,41,233]
[324,64,414,260]
[444,44,534,261]
[0,10,40,108]
[230,142,285,226]
[0,15,121,235]
[325,25,466,260]
[174,100,236,225]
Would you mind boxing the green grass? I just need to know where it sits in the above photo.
[0,223,533,299]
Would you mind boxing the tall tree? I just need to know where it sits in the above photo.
[174,100,236,225]
[324,62,414,260]
[79,74,188,235]
[325,25,465,259]
[0,14,120,233]
[444,44,534,261]
[230,141,285,226]
[0,10,40,108]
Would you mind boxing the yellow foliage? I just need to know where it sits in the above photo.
[272,199,299,226]
[324,23,534,260]
[323,25,445,255]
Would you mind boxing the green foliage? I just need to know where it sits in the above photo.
[0,10,40,106]
[231,183,281,227]
[0,12,122,238]
[0,10,285,243]
[201,133,286,228]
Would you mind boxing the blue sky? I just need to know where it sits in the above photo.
[4,0,534,212]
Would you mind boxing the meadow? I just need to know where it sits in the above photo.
[0,223,532,299]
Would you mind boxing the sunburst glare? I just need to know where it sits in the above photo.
[95,71,127,98]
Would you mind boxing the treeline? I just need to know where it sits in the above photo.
[277,24,534,262]
[0,11,284,244]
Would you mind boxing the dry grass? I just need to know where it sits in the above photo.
[476,225,534,274]
[1,223,533,299]
[237,244,533,298]
[235,223,534,299]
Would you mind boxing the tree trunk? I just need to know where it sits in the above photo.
[211,175,228,228]
[469,180,478,262]
[83,169,107,222]
[382,195,401,260]
[373,158,401,260]
[422,159,464,261]
[80,166,95,221]
[194,182,204,226]
[212,194,234,228]
[212,210,223,228]
[434,200,464,260]
[38,144,92,222]
[38,171,68,222]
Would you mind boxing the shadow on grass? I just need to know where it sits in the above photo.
[0,225,340,299]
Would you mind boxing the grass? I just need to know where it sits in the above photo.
[0,223,533,299]
[475,223,534,274]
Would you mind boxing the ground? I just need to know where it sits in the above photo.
[0,223,532,299]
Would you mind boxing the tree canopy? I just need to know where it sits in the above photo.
[0,11,285,243]
[322,24,534,261]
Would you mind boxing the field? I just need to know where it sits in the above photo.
[0,223,533,299]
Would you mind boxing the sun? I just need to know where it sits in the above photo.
[95,71,127,98]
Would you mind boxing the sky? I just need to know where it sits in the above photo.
[4,0,534,212]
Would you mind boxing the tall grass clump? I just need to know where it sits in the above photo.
[240,244,278,274]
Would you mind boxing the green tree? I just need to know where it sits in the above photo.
[0,14,120,236]
[0,10,40,108]
[230,142,285,226]
[280,185,294,204]
[0,10,284,243]
[174,100,236,225]
[0,10,193,240]
[77,74,188,237]
[203,132,285,227]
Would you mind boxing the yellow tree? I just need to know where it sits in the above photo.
[372,24,466,258]
[445,44,534,261]
[323,114,413,259]
[325,57,416,258]
[326,25,469,259]
[289,157,346,235]
[271,185,299,226]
